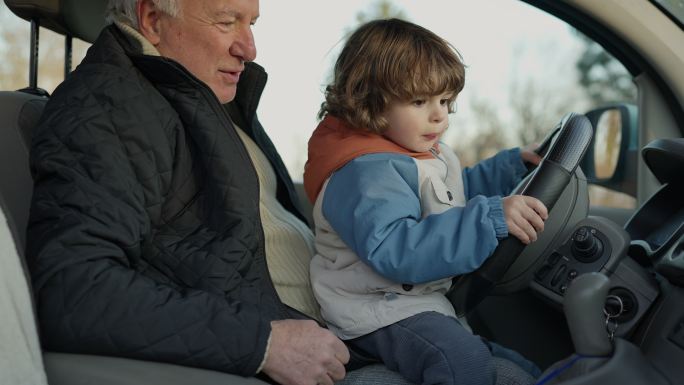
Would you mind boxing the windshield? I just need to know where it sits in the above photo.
[651,0,684,29]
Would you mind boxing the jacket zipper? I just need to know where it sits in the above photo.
[197,84,289,318]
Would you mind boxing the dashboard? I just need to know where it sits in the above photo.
[530,138,684,336]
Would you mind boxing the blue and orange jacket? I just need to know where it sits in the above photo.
[304,115,527,339]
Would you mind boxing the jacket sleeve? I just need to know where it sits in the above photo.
[462,148,528,198]
[26,80,270,376]
[321,153,507,285]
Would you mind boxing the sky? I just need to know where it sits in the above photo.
[0,0,587,180]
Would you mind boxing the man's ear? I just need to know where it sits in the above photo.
[137,0,162,45]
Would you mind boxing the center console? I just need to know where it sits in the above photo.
[530,216,659,337]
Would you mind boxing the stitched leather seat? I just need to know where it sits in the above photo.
[0,90,47,247]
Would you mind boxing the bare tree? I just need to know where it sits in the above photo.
[574,32,636,105]
[352,0,408,27]
[451,68,587,167]
[452,97,509,167]
[0,8,31,91]
[509,77,587,146]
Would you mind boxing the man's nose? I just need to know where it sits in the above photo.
[230,25,257,62]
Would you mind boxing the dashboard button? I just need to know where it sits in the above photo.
[572,226,603,262]
[551,264,568,286]
[547,252,562,266]
[535,264,552,281]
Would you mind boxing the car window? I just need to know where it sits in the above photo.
[255,0,637,209]
[651,0,684,29]
[0,0,637,209]
[0,6,89,92]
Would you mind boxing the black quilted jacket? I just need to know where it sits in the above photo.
[26,25,306,376]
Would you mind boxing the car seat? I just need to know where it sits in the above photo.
[0,90,47,248]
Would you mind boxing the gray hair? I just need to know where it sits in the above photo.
[106,0,180,29]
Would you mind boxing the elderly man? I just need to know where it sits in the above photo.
[27,0,536,384]
[27,0,360,384]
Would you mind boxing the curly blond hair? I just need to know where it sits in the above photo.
[320,18,466,133]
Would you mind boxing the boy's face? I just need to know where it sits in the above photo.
[382,92,452,153]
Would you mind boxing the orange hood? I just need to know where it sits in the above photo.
[303,115,436,203]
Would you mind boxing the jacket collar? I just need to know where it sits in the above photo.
[229,62,267,130]
[105,23,266,128]
[113,20,160,56]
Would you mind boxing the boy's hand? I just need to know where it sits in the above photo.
[521,143,542,165]
[502,195,548,244]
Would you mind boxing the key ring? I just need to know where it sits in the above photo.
[603,294,624,318]
[605,317,619,341]
[603,294,624,341]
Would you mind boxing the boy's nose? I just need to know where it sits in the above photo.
[431,107,447,122]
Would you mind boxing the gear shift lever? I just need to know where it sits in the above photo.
[563,272,612,356]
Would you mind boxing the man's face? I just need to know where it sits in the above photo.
[156,0,259,104]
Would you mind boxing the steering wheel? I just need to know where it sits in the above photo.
[447,112,594,317]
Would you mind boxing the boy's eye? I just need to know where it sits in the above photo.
[412,99,426,106]
[440,99,449,105]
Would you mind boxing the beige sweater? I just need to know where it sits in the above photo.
[234,128,321,321]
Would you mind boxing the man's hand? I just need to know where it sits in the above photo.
[262,319,350,385]
[502,195,548,244]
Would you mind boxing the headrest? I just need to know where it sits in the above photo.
[5,0,108,43]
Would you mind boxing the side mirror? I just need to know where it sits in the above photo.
[581,104,638,197]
